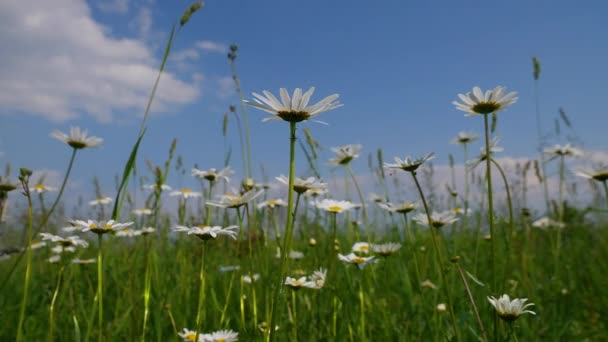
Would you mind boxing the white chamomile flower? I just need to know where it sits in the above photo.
[314,199,358,214]
[174,225,239,240]
[170,188,202,199]
[31,183,56,194]
[206,189,264,209]
[132,208,152,216]
[40,233,89,248]
[370,242,402,257]
[451,131,479,145]
[89,197,112,206]
[245,87,342,123]
[487,294,536,321]
[352,242,370,254]
[72,219,133,235]
[284,276,315,290]
[243,273,261,284]
[377,201,418,214]
[329,144,362,166]
[192,167,233,183]
[50,126,103,149]
[412,211,458,228]
[453,86,518,116]
[384,153,435,172]
[276,175,327,194]
[338,253,376,269]
[257,198,287,209]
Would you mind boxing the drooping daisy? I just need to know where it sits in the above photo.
[377,201,419,214]
[329,144,362,166]
[487,294,536,321]
[314,199,358,214]
[192,166,233,183]
[72,219,134,235]
[170,188,203,199]
[257,198,287,209]
[89,197,113,206]
[384,153,435,172]
[370,242,402,257]
[174,225,239,241]
[338,253,376,269]
[276,175,327,194]
[576,168,608,182]
[308,268,327,290]
[206,189,264,209]
[40,233,89,248]
[132,208,152,216]
[453,86,518,116]
[31,183,56,194]
[50,127,103,149]
[412,211,459,228]
[352,242,370,254]
[451,131,479,145]
[244,87,342,123]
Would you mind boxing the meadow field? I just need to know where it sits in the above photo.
[1,3,608,342]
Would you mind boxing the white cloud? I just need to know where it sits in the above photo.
[0,0,199,123]
[195,40,228,54]
[130,6,153,38]
[217,76,235,99]
[170,48,200,63]
[96,0,129,14]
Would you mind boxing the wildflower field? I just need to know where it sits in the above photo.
[1,3,608,342]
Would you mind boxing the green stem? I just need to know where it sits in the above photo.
[230,59,253,178]
[49,263,66,342]
[534,79,552,215]
[411,171,461,342]
[346,164,370,241]
[140,236,152,342]
[463,143,470,232]
[455,262,488,342]
[359,280,366,341]
[205,181,215,226]
[290,291,298,341]
[194,242,207,342]
[490,158,514,285]
[483,113,497,293]
[603,181,608,210]
[16,182,34,342]
[269,122,298,342]
[1,149,78,293]
[402,213,422,289]
[97,234,104,342]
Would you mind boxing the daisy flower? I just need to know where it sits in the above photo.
[206,329,239,342]
[257,198,287,209]
[275,249,305,260]
[207,189,264,209]
[139,227,156,235]
[144,183,172,191]
[243,273,261,284]
[488,294,536,321]
[284,276,315,290]
[174,225,239,240]
[421,279,438,290]
[72,258,96,264]
[308,268,327,289]
[132,208,152,216]
[89,196,112,206]
[219,265,240,273]
[368,193,384,203]
[338,253,376,269]
[170,188,202,199]
[543,144,582,159]
[30,241,47,250]
[576,167,608,182]
[115,229,142,238]
[453,86,518,116]
[531,217,565,229]
[412,211,459,228]
[31,183,56,194]
[352,242,370,254]
[40,233,89,248]
[72,219,133,235]
[451,207,473,216]
[329,144,362,166]
[384,153,434,172]
[244,87,342,123]
[370,242,402,257]
[276,175,327,194]
[467,137,504,169]
[192,167,233,183]
[178,328,202,341]
[377,201,419,214]
[51,245,77,254]
[314,199,358,214]
[451,131,479,145]
[50,126,103,149]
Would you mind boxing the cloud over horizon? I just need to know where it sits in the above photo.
[0,0,200,123]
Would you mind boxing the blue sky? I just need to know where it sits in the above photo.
[1,0,607,202]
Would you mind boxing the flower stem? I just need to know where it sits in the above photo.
[49,263,66,342]
[603,181,608,209]
[490,158,514,284]
[269,121,298,342]
[411,171,461,342]
[454,262,488,342]
[194,242,207,342]
[97,234,104,342]
[16,179,34,342]
[483,113,497,293]
[402,213,422,289]
[140,236,153,342]
[290,291,298,341]
[462,143,470,232]
[346,164,370,241]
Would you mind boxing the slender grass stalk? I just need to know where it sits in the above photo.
[402,213,422,288]
[1,149,78,293]
[228,49,253,179]
[454,260,488,342]
[96,234,104,342]
[490,158,514,284]
[268,121,298,342]
[194,241,207,342]
[140,236,153,342]
[290,291,298,341]
[358,279,366,341]
[49,261,66,342]
[533,57,552,215]
[554,155,566,284]
[16,171,34,342]
[603,181,608,209]
[463,143,470,232]
[346,164,370,240]
[410,171,461,342]
[205,181,215,226]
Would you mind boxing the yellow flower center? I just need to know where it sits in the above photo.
[180,188,192,193]
[185,333,197,341]
[472,102,500,114]
[269,200,276,206]
[277,110,311,123]
[33,184,45,190]
[353,257,366,264]
[452,207,462,214]
[328,205,343,212]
